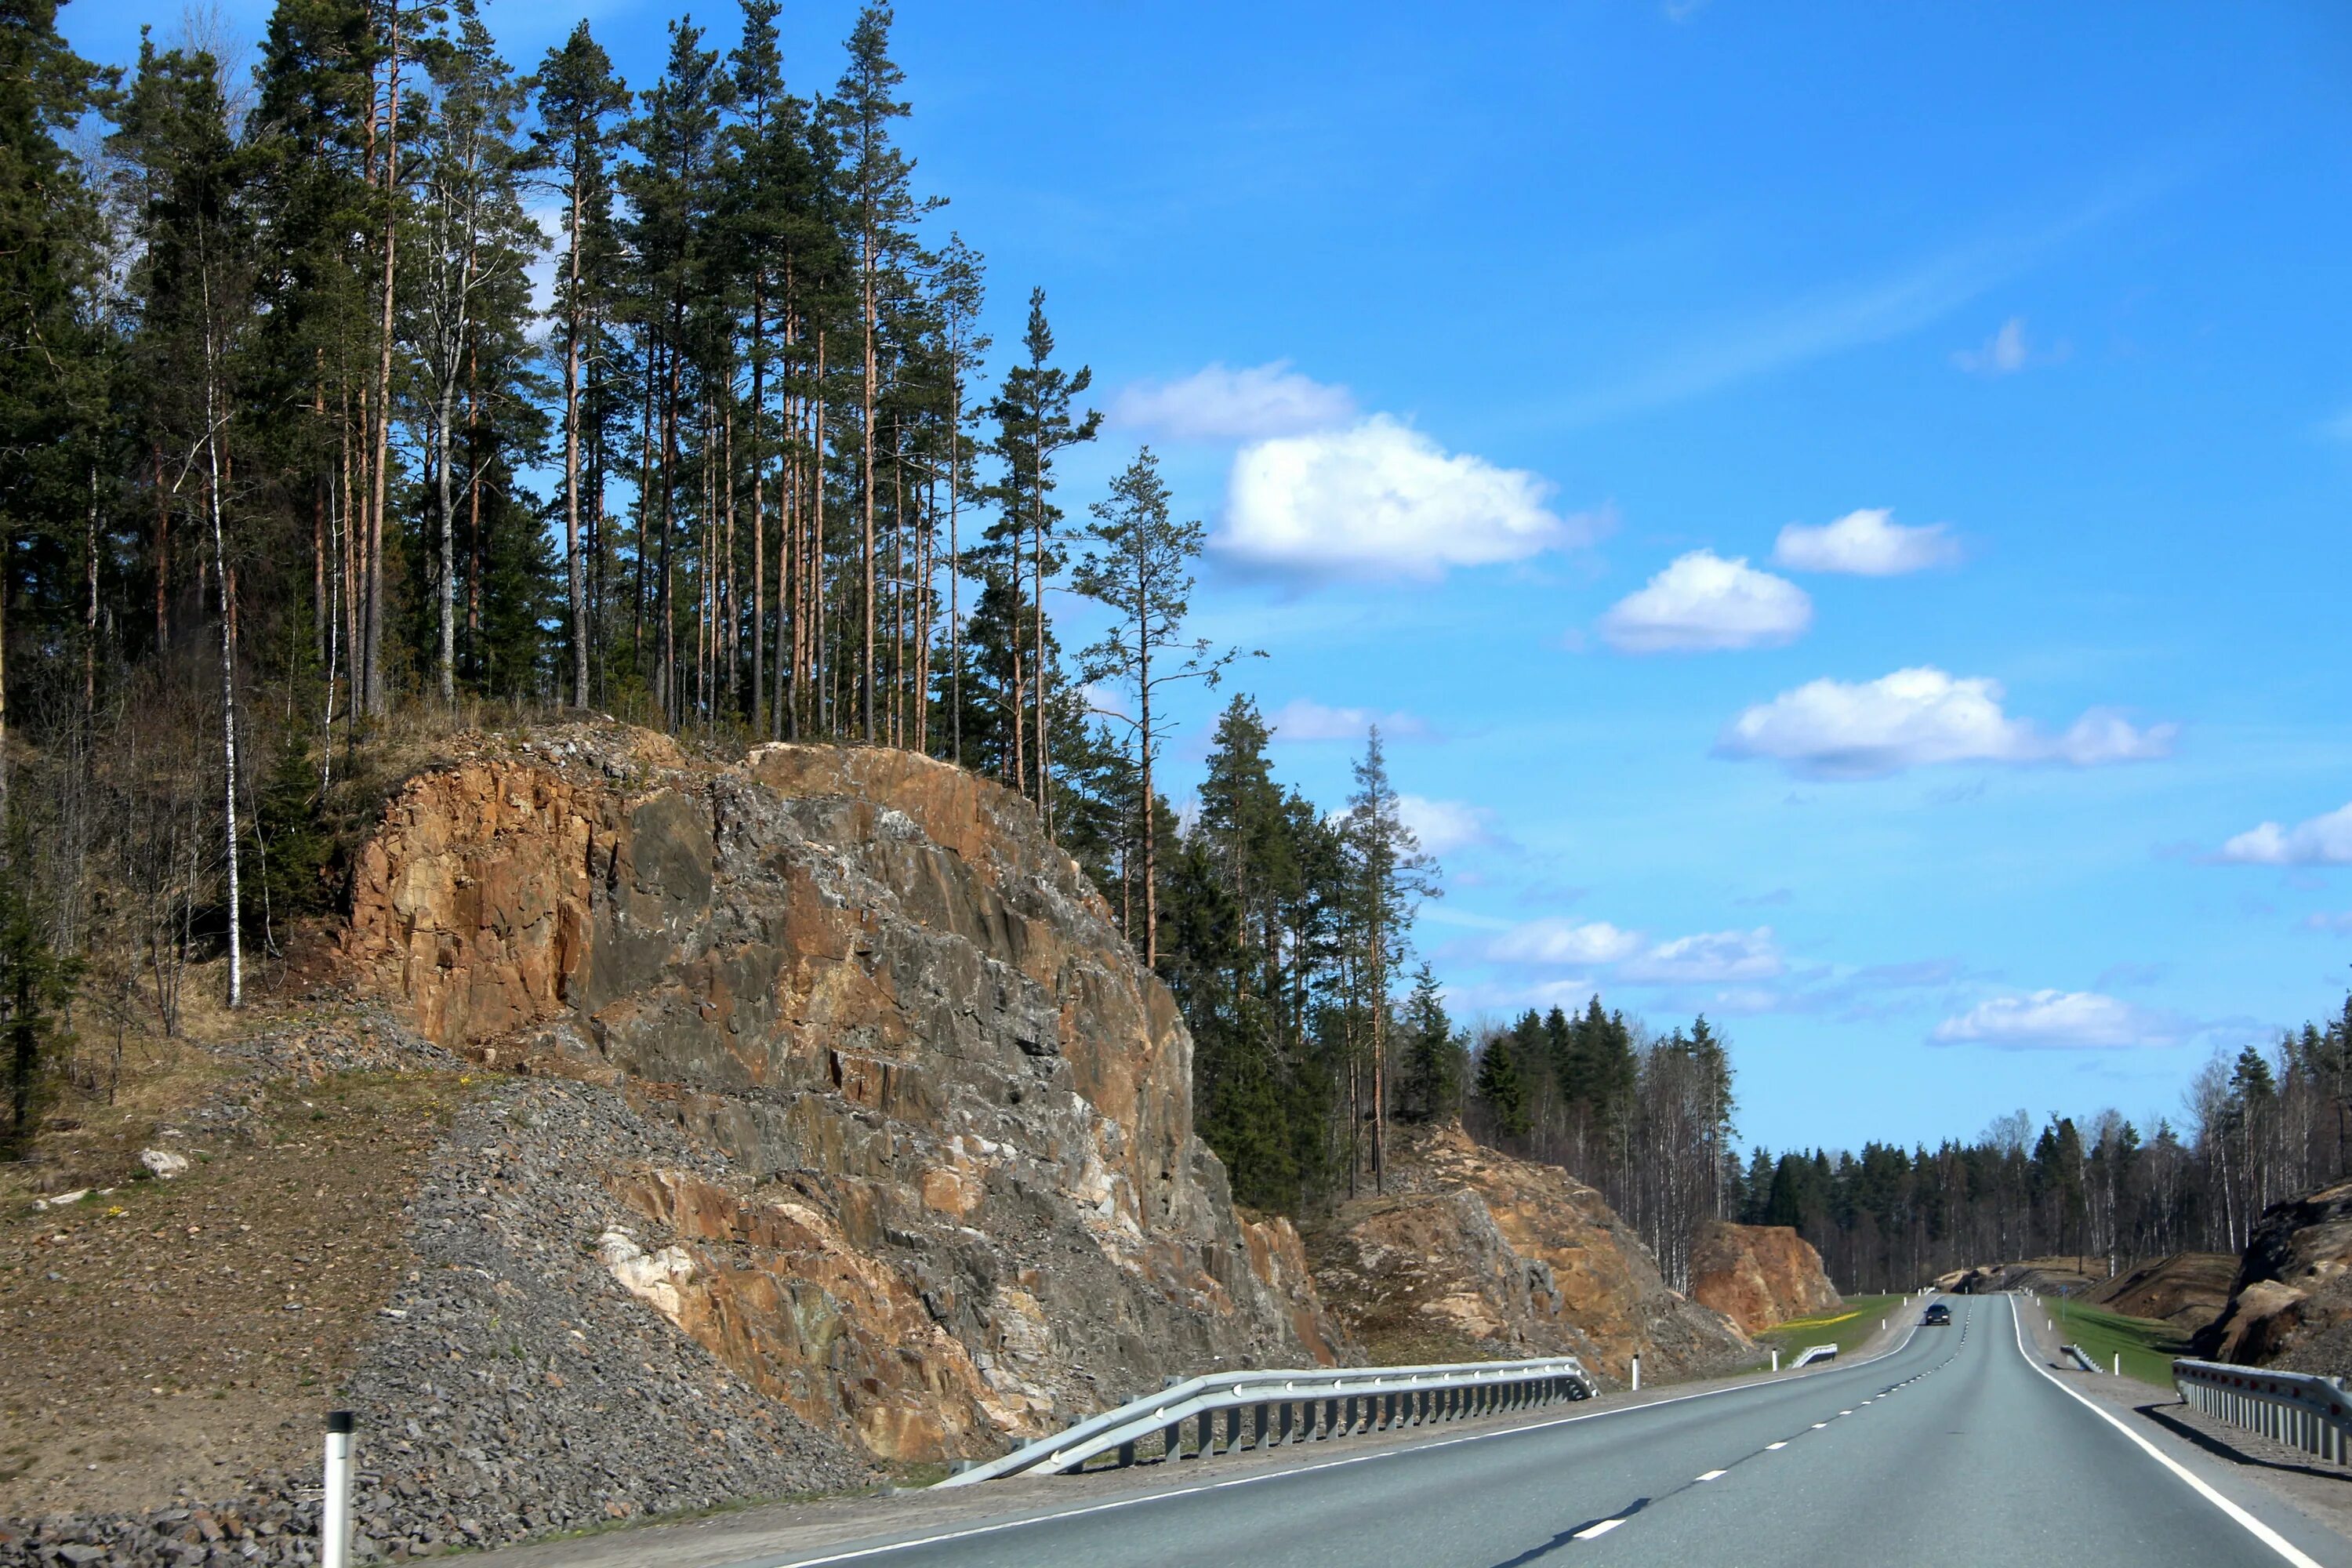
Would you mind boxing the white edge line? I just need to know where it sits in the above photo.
[2005,1294,2323,1568]
[757,1315,1933,1567]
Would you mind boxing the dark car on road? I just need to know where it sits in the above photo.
[1923,1302,1952,1326]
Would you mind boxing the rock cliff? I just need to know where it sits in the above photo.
[1303,1123,1750,1383]
[1688,1222,1841,1334]
[342,725,1341,1468]
[2194,1181,2352,1369]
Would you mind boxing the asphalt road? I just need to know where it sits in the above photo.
[742,1296,2351,1568]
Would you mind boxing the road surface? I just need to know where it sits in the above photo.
[737,1295,2349,1568]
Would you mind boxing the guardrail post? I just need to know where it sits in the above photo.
[1163,1421,1181,1462]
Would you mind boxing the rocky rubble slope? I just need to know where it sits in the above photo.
[1688,1222,1841,1334]
[2194,1181,2352,1368]
[342,726,1341,1468]
[1304,1123,1749,1382]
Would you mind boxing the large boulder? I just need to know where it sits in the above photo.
[342,725,1344,1465]
[1689,1222,1841,1334]
[2194,1180,2352,1369]
[1304,1123,1749,1384]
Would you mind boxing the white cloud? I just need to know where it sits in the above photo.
[1266,698,1430,743]
[1932,989,2180,1050]
[1218,416,1595,580]
[1772,508,1962,576]
[1108,361,1355,441]
[2219,802,2352,866]
[1486,919,1645,967]
[1398,794,1495,858]
[1717,666,2176,779]
[2303,911,2352,934]
[1954,316,2031,375]
[1622,927,1783,984]
[1598,550,1811,653]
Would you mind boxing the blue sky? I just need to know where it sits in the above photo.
[63,0,2352,1153]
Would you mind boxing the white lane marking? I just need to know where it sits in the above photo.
[1766,1442,1788,1450]
[1838,1410,1853,1416]
[1695,1469,1726,1481]
[757,1312,1938,1566]
[1811,1422,1828,1429]
[2005,1295,2321,1568]
[1572,1518,1626,1540]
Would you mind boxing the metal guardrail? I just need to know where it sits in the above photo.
[2063,1344,2101,1374]
[2175,1357,2352,1465]
[1792,1345,1838,1367]
[935,1356,1595,1488]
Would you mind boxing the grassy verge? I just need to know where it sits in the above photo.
[1757,1294,1907,1363]
[2049,1298,2188,1386]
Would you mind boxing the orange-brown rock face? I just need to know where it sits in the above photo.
[1305,1124,1748,1383]
[1688,1222,1842,1334]
[344,726,1344,1461]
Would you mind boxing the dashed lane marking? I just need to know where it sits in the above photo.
[1765,1442,1788,1450]
[1572,1518,1626,1541]
[1695,1470,1726,1482]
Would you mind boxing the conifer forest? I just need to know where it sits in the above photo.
[2,0,2346,1294]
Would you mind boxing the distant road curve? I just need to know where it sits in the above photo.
[742,1297,2350,1568]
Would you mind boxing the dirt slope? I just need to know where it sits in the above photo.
[2086,1252,2236,1332]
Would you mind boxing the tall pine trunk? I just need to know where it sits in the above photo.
[563,166,587,706]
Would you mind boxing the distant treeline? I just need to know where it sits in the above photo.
[1730,1000,2352,1292]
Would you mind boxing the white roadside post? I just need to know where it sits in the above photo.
[2114,1353,2122,1377]
[323,1410,355,1568]
[1772,1349,1780,1373]
[1631,1355,1641,1394]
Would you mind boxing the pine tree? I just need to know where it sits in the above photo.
[534,22,628,709]
[1343,726,1438,1189]
[1072,448,1244,967]
[980,289,1098,826]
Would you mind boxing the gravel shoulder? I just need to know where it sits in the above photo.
[2016,1287,2352,1551]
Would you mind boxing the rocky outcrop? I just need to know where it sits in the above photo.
[2194,1181,2352,1369]
[1689,1222,1841,1334]
[342,725,1344,1469]
[1304,1123,1748,1383]
[2088,1252,2236,1333]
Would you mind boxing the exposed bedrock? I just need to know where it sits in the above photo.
[342,726,1341,1465]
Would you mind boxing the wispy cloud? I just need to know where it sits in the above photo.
[1930,989,2188,1051]
[1399,794,1499,858]
[1485,919,1646,967]
[1108,361,1354,441]
[1265,698,1432,744]
[1773,508,1962,576]
[1556,183,2152,424]
[2218,801,2352,866]
[1717,667,2176,780]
